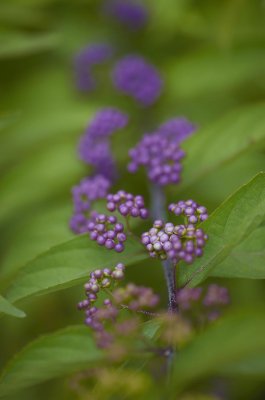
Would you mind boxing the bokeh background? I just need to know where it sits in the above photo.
[0,0,265,398]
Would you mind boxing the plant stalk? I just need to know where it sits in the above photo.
[150,184,178,313]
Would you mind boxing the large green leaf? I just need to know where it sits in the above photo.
[5,236,147,304]
[0,295,25,319]
[211,226,265,279]
[179,103,265,191]
[0,325,102,398]
[179,173,265,286]
[171,310,265,394]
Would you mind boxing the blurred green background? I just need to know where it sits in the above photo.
[0,0,265,398]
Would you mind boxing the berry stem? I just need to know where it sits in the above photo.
[150,183,178,313]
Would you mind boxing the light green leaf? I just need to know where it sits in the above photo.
[0,325,102,398]
[179,103,265,191]
[5,236,147,304]
[211,226,265,279]
[179,173,265,286]
[171,310,265,394]
[0,294,25,319]
[0,203,72,281]
[0,65,96,169]
[0,138,86,225]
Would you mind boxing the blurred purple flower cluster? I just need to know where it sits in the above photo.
[78,108,128,181]
[74,43,113,92]
[128,117,196,186]
[112,55,163,106]
[104,0,149,30]
[177,284,230,322]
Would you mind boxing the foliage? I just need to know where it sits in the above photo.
[0,0,265,399]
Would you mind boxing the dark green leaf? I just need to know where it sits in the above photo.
[179,173,265,286]
[211,226,265,279]
[221,352,265,378]
[0,325,102,398]
[179,103,265,191]
[5,236,147,304]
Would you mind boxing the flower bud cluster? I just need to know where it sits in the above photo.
[168,200,208,225]
[112,55,163,106]
[88,212,126,253]
[78,263,159,350]
[77,263,126,312]
[74,43,113,92]
[177,284,230,322]
[106,190,149,219]
[128,132,185,186]
[141,219,208,265]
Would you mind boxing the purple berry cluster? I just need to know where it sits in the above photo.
[141,200,208,264]
[158,117,197,144]
[78,263,126,348]
[78,108,128,181]
[104,0,148,30]
[69,175,111,234]
[128,131,185,185]
[142,221,208,264]
[78,263,126,312]
[88,212,127,253]
[168,200,208,225]
[78,263,159,349]
[112,55,163,106]
[74,43,113,92]
[106,190,149,219]
[177,284,230,322]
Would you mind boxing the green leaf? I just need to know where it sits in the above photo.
[0,294,25,318]
[0,138,85,225]
[179,103,265,191]
[0,65,96,170]
[0,32,59,59]
[0,325,102,398]
[171,310,265,393]
[0,203,72,282]
[222,352,265,378]
[167,48,265,99]
[179,173,265,286]
[211,226,265,279]
[5,236,147,304]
